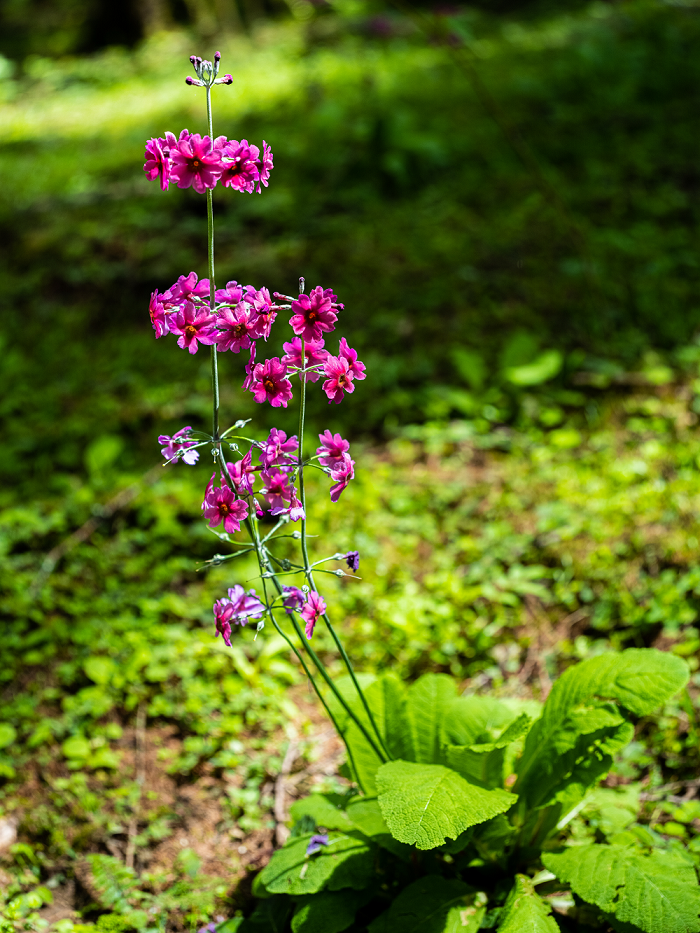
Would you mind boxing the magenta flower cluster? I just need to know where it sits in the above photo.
[213,585,265,646]
[148,273,366,408]
[144,129,272,195]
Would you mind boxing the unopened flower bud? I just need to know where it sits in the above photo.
[299,276,305,295]
[214,50,221,61]
[221,74,233,85]
[185,76,198,85]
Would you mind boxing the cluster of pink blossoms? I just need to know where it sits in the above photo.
[148,274,366,406]
[144,129,272,195]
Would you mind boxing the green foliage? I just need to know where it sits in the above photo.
[252,649,697,931]
[544,845,700,933]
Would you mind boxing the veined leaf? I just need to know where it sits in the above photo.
[441,696,523,748]
[497,875,559,933]
[259,832,373,896]
[516,650,688,807]
[377,760,516,850]
[544,844,700,933]
[368,876,485,933]
[403,673,456,763]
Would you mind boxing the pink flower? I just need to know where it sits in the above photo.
[338,338,366,381]
[248,358,293,407]
[256,141,273,193]
[170,132,223,194]
[289,287,341,342]
[215,280,244,305]
[163,272,210,308]
[216,304,256,353]
[301,591,326,639]
[169,301,218,354]
[322,355,355,403]
[316,430,350,468]
[213,585,265,645]
[202,482,249,533]
[260,468,293,514]
[288,494,305,522]
[219,139,260,193]
[144,137,171,192]
[259,428,298,469]
[158,426,199,465]
[282,337,328,382]
[282,586,305,614]
[149,290,169,338]
[245,287,278,340]
[329,454,355,502]
[225,451,257,496]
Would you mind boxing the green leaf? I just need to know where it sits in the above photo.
[291,890,363,933]
[346,796,412,861]
[504,349,563,386]
[368,877,485,933]
[238,897,291,933]
[403,673,456,763]
[62,735,90,760]
[516,650,688,808]
[259,832,373,896]
[496,875,559,933]
[84,656,116,685]
[376,760,516,850]
[290,795,354,832]
[0,724,17,750]
[544,844,700,933]
[440,697,526,747]
[446,713,532,788]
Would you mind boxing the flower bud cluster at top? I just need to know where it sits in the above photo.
[144,53,390,777]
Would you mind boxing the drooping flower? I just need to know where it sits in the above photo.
[256,140,273,193]
[169,301,218,354]
[329,455,355,503]
[158,426,199,465]
[289,287,341,342]
[260,468,293,514]
[219,139,261,194]
[248,358,293,408]
[338,337,366,381]
[281,337,328,382]
[245,287,278,340]
[215,304,256,353]
[344,550,360,572]
[163,272,211,307]
[225,451,256,496]
[149,290,169,338]
[322,355,356,404]
[170,132,223,194]
[306,833,329,856]
[316,430,350,468]
[213,584,265,646]
[215,280,245,306]
[282,585,305,614]
[259,428,298,469]
[202,482,249,532]
[301,591,326,639]
[144,137,171,192]
[242,343,257,392]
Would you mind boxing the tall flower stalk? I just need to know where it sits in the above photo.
[145,52,389,785]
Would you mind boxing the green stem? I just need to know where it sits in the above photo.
[297,338,391,762]
[206,84,219,443]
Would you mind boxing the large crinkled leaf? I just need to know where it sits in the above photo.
[402,673,456,763]
[368,876,485,933]
[376,760,517,850]
[259,832,373,896]
[496,875,559,933]
[291,890,364,933]
[544,844,700,933]
[515,650,688,807]
[235,897,290,933]
[441,696,523,748]
[346,796,412,861]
